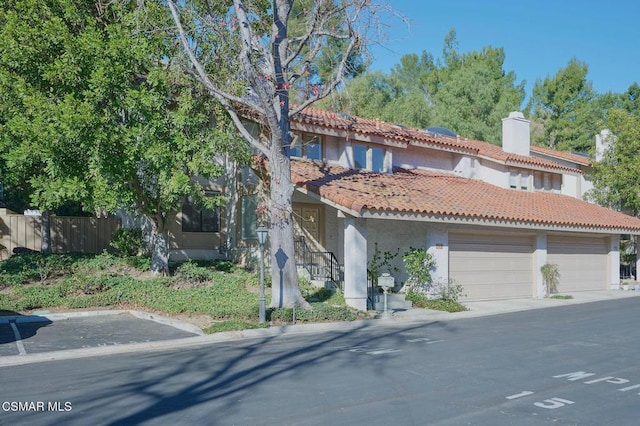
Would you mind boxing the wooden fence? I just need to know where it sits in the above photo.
[0,213,121,257]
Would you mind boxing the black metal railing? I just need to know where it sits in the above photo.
[295,237,342,290]
[367,269,376,310]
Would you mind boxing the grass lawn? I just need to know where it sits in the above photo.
[0,252,370,333]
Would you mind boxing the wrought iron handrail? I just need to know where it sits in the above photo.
[294,237,342,290]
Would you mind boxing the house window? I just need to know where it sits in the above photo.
[509,172,518,189]
[520,172,529,190]
[291,133,322,160]
[353,144,367,169]
[241,195,258,240]
[533,172,557,192]
[353,144,387,172]
[181,192,220,233]
[509,170,531,191]
[372,147,385,172]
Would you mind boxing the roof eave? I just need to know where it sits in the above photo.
[360,209,640,235]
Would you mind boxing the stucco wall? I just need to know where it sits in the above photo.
[365,219,430,287]
[393,145,454,171]
[475,159,507,187]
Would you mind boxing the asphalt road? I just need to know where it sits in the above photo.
[2,298,640,425]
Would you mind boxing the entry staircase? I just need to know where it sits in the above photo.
[294,237,343,291]
[294,238,412,312]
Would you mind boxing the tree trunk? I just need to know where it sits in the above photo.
[224,154,238,262]
[268,150,309,308]
[40,210,52,255]
[150,217,170,275]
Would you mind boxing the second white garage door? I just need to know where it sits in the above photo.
[449,233,534,301]
[547,235,608,292]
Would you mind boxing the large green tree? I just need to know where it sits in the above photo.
[327,29,525,144]
[526,58,598,152]
[0,0,103,252]
[321,70,432,128]
[164,0,393,308]
[429,35,525,144]
[588,109,640,215]
[0,0,245,271]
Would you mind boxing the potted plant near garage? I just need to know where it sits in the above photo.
[541,262,560,297]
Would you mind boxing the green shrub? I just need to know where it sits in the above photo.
[541,262,560,296]
[269,303,359,323]
[406,287,468,313]
[110,228,146,257]
[403,247,436,293]
[0,252,77,285]
[421,299,468,313]
[212,260,235,273]
[550,294,573,300]
[299,277,334,302]
[174,261,217,283]
[436,280,466,302]
[13,285,65,310]
[72,252,119,272]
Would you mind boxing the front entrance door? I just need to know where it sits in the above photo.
[293,205,321,248]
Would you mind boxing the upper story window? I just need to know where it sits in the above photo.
[182,191,220,233]
[508,170,530,191]
[291,133,322,160]
[534,172,558,192]
[353,144,367,169]
[353,144,386,172]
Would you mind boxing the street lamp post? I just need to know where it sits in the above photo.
[256,224,268,324]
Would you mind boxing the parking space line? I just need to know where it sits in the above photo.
[9,321,27,355]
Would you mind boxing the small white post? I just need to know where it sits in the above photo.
[378,272,395,319]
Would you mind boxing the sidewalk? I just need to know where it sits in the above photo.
[1,289,639,367]
[390,288,640,322]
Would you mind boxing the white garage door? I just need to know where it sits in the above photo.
[547,236,608,292]
[449,233,534,301]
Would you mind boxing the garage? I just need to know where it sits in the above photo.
[449,233,534,301]
[547,235,608,292]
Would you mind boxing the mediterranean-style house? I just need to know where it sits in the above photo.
[165,108,640,310]
[4,107,638,311]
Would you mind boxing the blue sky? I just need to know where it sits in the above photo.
[369,0,639,103]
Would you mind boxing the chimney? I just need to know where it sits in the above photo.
[502,111,530,156]
[595,129,613,162]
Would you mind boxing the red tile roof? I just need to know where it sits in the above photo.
[291,160,640,232]
[291,107,581,173]
[470,139,582,173]
[529,145,592,166]
[292,108,476,153]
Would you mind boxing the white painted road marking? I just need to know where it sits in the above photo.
[334,338,444,356]
[506,391,534,400]
[9,322,27,355]
[334,345,403,356]
[406,337,445,344]
[534,397,575,409]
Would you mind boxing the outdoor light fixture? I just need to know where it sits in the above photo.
[256,224,268,323]
[256,224,268,245]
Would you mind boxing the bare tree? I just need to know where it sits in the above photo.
[164,0,395,308]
